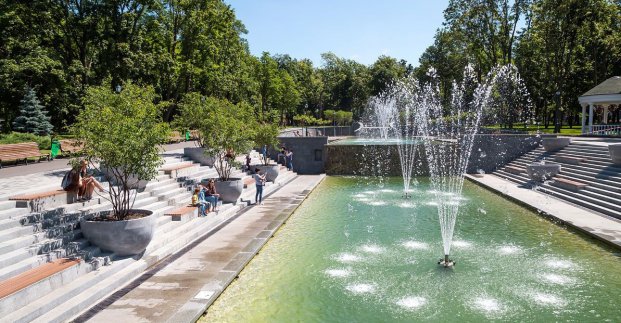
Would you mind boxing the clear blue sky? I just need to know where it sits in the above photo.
[225,0,450,67]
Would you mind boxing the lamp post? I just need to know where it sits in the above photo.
[115,85,122,93]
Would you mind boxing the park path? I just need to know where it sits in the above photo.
[0,141,197,199]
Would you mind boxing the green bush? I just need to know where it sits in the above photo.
[0,132,51,150]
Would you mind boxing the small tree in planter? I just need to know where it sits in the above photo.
[254,115,281,166]
[178,98,255,203]
[174,93,220,165]
[71,82,170,256]
[253,120,282,182]
[204,100,256,181]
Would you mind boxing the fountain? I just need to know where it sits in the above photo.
[360,64,533,266]
[417,66,493,267]
[368,78,423,198]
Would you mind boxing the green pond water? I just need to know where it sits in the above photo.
[203,176,621,322]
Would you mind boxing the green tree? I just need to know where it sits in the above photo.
[12,87,53,135]
[72,82,170,220]
[369,55,408,96]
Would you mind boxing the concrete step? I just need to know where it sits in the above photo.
[0,207,29,221]
[568,143,612,153]
[1,257,142,323]
[144,176,176,190]
[577,186,621,206]
[539,184,621,219]
[546,179,621,213]
[0,217,22,231]
[0,201,15,212]
[0,248,32,269]
[147,182,181,196]
[494,170,621,219]
[0,255,43,282]
[508,160,621,193]
[0,166,298,322]
[560,148,611,159]
[0,232,46,257]
[558,163,621,180]
[555,173,621,193]
[165,191,191,206]
[0,225,34,243]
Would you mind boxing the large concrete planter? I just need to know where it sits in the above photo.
[526,163,561,181]
[256,164,280,182]
[608,144,621,165]
[542,138,571,152]
[184,147,215,166]
[203,178,243,204]
[81,209,155,256]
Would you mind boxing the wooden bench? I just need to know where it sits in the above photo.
[0,258,80,299]
[504,166,523,175]
[164,205,198,221]
[169,131,184,143]
[551,177,588,192]
[59,139,84,154]
[10,189,78,211]
[555,155,586,165]
[0,142,49,168]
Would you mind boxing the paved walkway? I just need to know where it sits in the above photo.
[467,174,621,249]
[0,141,197,199]
[81,174,325,323]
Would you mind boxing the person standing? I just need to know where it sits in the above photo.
[261,144,267,160]
[245,153,251,172]
[285,149,293,171]
[254,168,266,205]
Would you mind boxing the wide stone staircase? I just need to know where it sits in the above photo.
[0,150,297,322]
[493,141,621,219]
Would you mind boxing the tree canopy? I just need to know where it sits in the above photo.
[1,0,619,133]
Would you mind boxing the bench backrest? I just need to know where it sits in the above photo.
[0,142,42,159]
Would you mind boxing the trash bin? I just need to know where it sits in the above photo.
[185,130,191,141]
[51,139,60,160]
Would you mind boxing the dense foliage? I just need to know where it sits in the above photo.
[0,0,618,133]
[416,0,621,131]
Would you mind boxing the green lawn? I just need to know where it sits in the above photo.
[485,124,584,136]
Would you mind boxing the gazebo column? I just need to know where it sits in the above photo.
[588,103,594,133]
[603,106,609,124]
[581,104,587,134]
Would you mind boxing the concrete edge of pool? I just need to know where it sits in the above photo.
[466,174,621,251]
[177,174,327,323]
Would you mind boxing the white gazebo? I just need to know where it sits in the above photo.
[578,76,621,135]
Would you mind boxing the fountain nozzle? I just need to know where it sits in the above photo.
[402,192,411,199]
[438,254,455,268]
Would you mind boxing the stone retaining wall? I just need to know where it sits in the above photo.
[324,134,547,176]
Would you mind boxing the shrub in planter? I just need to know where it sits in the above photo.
[71,82,170,255]
[175,93,217,166]
[177,95,256,202]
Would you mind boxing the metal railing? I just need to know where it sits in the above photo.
[589,124,621,136]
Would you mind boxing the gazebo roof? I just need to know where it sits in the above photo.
[582,76,621,97]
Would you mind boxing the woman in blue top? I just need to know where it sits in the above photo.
[204,179,220,212]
